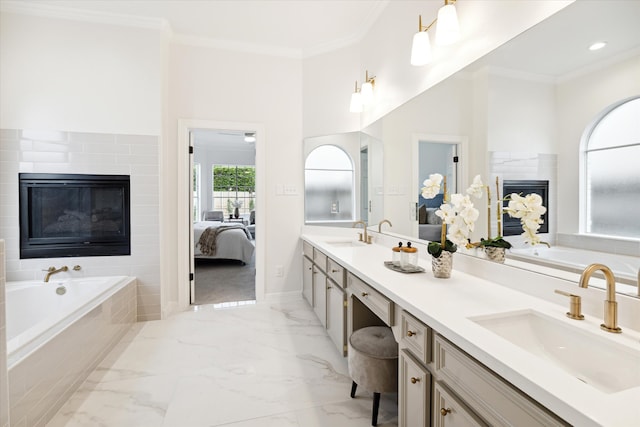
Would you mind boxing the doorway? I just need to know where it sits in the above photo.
[177,119,265,311]
[191,129,257,305]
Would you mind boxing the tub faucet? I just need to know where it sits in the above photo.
[378,219,392,233]
[352,220,371,244]
[578,263,621,333]
[44,265,68,282]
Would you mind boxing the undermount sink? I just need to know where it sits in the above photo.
[324,240,368,248]
[470,309,640,394]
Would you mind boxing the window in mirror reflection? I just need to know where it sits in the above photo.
[585,97,640,238]
[305,145,354,222]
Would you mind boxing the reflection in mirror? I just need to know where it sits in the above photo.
[372,0,640,295]
[304,132,383,227]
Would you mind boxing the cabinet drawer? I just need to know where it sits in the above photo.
[401,310,432,365]
[313,249,328,272]
[433,382,487,427]
[347,273,393,326]
[434,335,568,427]
[399,350,431,427]
[302,241,314,259]
[326,257,346,288]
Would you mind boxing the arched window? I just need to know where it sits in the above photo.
[305,145,355,222]
[583,96,640,238]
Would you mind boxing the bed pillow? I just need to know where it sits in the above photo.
[426,208,442,225]
[418,205,427,224]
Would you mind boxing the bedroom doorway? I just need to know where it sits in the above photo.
[191,129,257,305]
[178,119,265,310]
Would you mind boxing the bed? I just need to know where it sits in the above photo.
[193,221,255,264]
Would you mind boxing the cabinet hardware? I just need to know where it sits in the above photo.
[407,330,416,337]
[332,269,340,273]
[327,286,332,289]
[361,292,369,297]
[410,377,420,384]
[440,408,451,416]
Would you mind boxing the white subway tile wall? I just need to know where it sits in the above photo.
[0,240,9,427]
[0,129,161,320]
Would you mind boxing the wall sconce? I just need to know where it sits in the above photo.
[436,0,460,46]
[361,70,376,105]
[350,81,363,113]
[411,15,436,66]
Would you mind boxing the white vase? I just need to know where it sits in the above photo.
[431,251,453,278]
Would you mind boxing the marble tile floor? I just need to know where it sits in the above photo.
[46,298,398,427]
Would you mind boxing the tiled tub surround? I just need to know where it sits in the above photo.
[7,276,136,427]
[301,227,640,426]
[0,128,160,321]
[1,240,9,427]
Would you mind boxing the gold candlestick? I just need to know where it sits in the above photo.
[496,177,502,238]
[441,176,448,246]
[486,184,491,240]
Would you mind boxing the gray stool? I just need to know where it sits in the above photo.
[348,326,398,426]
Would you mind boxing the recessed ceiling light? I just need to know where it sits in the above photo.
[589,41,607,51]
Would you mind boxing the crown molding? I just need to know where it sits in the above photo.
[171,34,303,60]
[0,0,171,33]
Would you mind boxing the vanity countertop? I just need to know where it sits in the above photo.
[301,233,640,427]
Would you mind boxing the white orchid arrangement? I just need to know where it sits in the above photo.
[504,193,548,246]
[231,199,243,208]
[421,173,481,258]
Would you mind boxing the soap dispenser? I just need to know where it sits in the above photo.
[401,242,418,270]
[392,242,403,266]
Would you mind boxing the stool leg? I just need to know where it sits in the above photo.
[350,381,358,398]
[372,392,381,426]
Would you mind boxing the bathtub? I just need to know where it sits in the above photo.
[508,246,639,288]
[6,275,137,427]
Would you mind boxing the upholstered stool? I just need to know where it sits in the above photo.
[348,326,398,426]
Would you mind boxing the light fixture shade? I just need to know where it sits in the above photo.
[436,3,460,46]
[411,31,432,66]
[350,92,363,113]
[361,81,374,105]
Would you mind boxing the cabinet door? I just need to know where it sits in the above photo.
[313,268,327,327]
[433,382,487,427]
[326,280,346,356]
[302,256,314,306]
[399,350,431,427]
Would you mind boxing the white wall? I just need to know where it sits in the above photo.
[0,12,162,135]
[167,42,303,300]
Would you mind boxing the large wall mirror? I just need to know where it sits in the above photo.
[365,0,640,296]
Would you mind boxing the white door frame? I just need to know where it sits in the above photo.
[177,119,266,310]
[411,133,468,238]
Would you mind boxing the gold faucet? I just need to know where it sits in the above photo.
[352,220,371,244]
[44,265,68,282]
[578,263,621,333]
[378,219,392,233]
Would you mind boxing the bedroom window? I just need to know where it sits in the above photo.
[212,165,255,217]
[583,96,640,238]
[304,145,355,222]
[193,163,201,222]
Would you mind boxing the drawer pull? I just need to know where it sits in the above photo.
[440,408,451,416]
[410,377,420,384]
[327,285,333,289]
[332,269,340,273]
[407,330,416,337]
[361,292,369,297]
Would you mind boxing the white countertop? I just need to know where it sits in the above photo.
[301,232,640,427]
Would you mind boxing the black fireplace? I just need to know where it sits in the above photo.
[502,180,549,236]
[19,173,131,259]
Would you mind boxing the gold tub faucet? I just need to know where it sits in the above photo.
[44,265,68,282]
[578,263,621,333]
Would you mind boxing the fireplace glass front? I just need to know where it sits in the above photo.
[19,173,131,259]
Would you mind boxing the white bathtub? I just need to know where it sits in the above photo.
[509,246,639,286]
[6,275,132,369]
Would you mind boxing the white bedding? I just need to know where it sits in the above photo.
[193,221,255,264]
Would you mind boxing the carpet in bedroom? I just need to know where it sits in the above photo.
[194,254,255,305]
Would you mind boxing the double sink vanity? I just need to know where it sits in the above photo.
[301,227,640,427]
